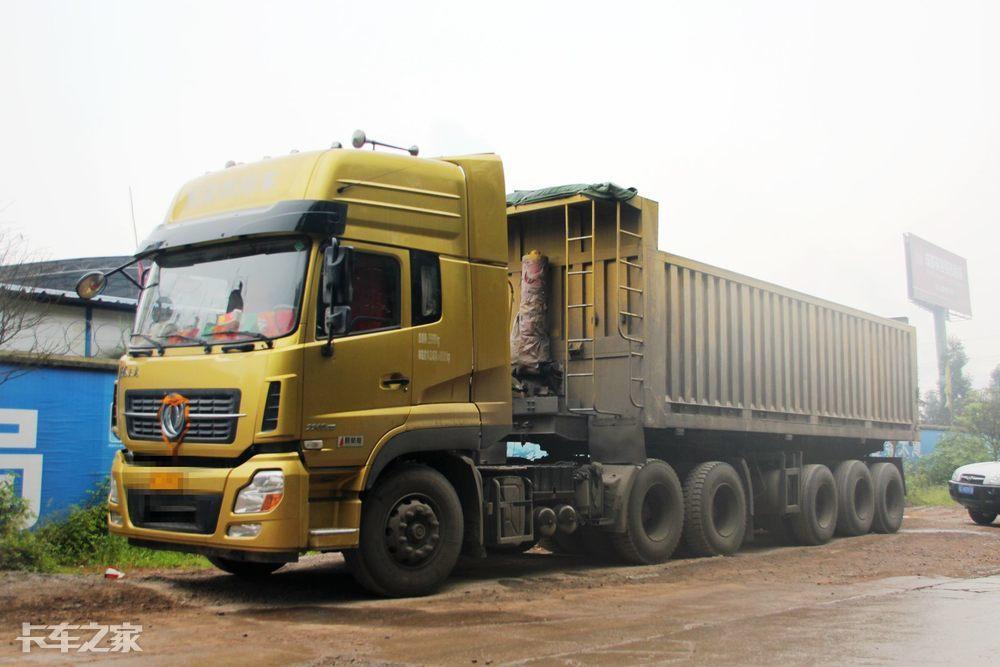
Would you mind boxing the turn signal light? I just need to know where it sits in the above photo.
[233,470,284,514]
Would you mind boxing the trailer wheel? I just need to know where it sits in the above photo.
[788,464,838,546]
[869,462,905,534]
[833,460,874,536]
[207,557,284,579]
[968,510,997,526]
[610,460,684,564]
[344,464,463,597]
[682,461,747,556]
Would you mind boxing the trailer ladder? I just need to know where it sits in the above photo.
[615,201,645,409]
[563,200,616,415]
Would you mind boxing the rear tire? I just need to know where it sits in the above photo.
[207,557,284,579]
[682,461,747,556]
[833,460,875,536]
[610,460,684,564]
[870,462,905,534]
[788,464,838,546]
[344,464,463,597]
[968,509,997,526]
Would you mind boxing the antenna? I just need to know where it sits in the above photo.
[351,129,419,156]
[128,186,139,250]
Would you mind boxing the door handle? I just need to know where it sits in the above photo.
[380,373,410,391]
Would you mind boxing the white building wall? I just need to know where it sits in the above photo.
[8,303,134,358]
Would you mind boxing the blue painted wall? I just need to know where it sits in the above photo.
[0,362,119,526]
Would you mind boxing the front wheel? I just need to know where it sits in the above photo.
[344,464,463,597]
[969,509,997,526]
[207,556,284,579]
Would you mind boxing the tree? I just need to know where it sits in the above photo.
[921,337,973,425]
[0,226,52,385]
[913,432,990,486]
[958,364,1000,461]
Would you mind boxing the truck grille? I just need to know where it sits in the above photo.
[126,489,222,534]
[125,389,241,444]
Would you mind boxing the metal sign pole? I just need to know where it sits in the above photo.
[931,304,950,422]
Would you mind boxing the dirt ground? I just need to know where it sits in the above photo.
[4,504,1000,665]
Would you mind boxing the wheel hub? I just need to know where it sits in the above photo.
[385,497,440,566]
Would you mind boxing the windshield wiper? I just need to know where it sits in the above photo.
[166,332,214,353]
[212,330,274,349]
[129,333,164,356]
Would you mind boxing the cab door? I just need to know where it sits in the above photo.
[301,242,411,468]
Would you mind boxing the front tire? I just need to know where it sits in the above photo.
[788,464,838,546]
[344,464,463,597]
[833,460,875,536]
[869,462,905,534]
[968,509,997,526]
[207,556,284,579]
[610,459,684,564]
[682,461,747,556]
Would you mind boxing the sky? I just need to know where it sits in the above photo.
[0,0,997,392]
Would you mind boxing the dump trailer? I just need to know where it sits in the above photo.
[79,142,916,597]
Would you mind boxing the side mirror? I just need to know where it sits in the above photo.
[322,240,353,308]
[76,271,108,300]
[321,240,353,357]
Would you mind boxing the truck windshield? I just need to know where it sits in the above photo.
[132,236,310,350]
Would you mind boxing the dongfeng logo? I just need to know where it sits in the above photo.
[159,394,190,442]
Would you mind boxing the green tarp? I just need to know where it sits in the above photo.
[506,183,637,207]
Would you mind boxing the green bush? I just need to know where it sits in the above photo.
[0,481,50,571]
[910,432,991,486]
[1,479,207,572]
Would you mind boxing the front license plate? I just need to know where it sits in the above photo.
[959,484,975,495]
[149,472,183,490]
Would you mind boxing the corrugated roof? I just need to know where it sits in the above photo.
[0,256,140,301]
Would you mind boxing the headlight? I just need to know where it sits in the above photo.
[986,470,1000,486]
[951,468,962,482]
[233,470,284,514]
[108,481,119,505]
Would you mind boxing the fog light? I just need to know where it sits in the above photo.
[108,511,123,527]
[108,482,119,505]
[227,523,262,538]
[234,470,284,514]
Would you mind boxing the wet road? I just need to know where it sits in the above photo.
[3,505,1000,665]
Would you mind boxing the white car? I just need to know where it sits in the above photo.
[949,462,1000,525]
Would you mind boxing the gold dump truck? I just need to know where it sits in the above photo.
[77,136,916,596]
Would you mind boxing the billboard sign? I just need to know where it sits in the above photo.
[904,234,972,316]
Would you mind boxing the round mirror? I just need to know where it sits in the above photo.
[351,129,366,149]
[75,271,108,300]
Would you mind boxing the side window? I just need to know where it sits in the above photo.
[317,250,401,337]
[411,250,441,326]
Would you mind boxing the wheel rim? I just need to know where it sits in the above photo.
[640,482,673,542]
[384,494,441,567]
[853,477,873,521]
[815,480,835,529]
[711,483,741,538]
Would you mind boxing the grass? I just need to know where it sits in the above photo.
[907,483,954,507]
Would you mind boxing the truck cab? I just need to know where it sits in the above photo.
[91,147,512,595]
